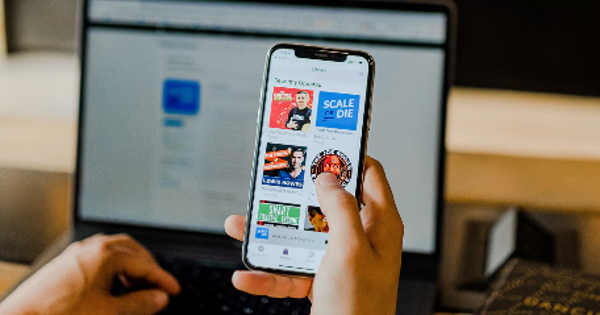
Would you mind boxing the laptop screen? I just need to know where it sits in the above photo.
[78,0,449,255]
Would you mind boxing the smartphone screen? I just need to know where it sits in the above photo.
[244,44,374,276]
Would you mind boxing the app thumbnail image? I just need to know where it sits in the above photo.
[304,206,329,233]
[269,87,313,132]
[310,149,353,187]
[315,91,360,131]
[257,200,301,229]
[262,143,307,189]
[162,79,201,115]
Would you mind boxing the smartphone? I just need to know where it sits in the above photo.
[243,43,375,277]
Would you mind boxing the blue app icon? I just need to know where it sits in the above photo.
[162,79,201,115]
[315,91,360,131]
[255,227,269,240]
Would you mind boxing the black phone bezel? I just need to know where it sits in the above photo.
[242,43,375,277]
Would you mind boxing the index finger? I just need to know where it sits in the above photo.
[316,172,367,247]
[111,252,181,295]
[232,270,312,299]
[93,234,157,264]
[361,157,396,209]
[359,157,403,248]
[224,215,246,242]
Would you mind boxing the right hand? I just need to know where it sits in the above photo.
[224,156,404,315]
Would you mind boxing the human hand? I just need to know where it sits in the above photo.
[225,156,404,315]
[0,234,180,315]
[287,121,298,129]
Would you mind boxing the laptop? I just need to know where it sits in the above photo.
[69,0,456,314]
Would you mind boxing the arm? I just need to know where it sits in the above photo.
[0,234,180,315]
[286,108,298,129]
[225,156,403,315]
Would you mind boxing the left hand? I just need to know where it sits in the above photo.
[0,234,180,315]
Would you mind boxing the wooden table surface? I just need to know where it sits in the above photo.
[0,262,29,298]
[446,88,600,213]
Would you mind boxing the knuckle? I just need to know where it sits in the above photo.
[397,216,405,233]
[68,240,84,250]
[109,233,135,244]
[88,233,107,243]
[388,210,404,234]
[116,233,134,241]
[332,189,359,208]
[337,198,359,213]
[64,241,84,254]
[286,277,297,297]
[91,239,115,256]
[320,189,358,214]
[369,156,384,170]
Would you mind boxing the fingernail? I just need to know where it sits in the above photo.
[317,173,340,186]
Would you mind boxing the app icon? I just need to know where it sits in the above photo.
[283,248,289,255]
[308,250,315,258]
[304,205,330,233]
[310,150,352,187]
[258,245,264,252]
[255,227,269,239]
[162,79,201,115]
[257,200,302,229]
[269,87,314,132]
[315,91,360,130]
[262,144,307,190]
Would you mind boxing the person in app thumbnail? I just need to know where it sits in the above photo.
[323,155,342,179]
[308,206,329,233]
[286,90,312,130]
[278,148,305,180]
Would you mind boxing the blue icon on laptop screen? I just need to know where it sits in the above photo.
[255,227,269,239]
[162,79,201,115]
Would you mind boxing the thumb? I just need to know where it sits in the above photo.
[116,289,170,315]
[315,173,366,245]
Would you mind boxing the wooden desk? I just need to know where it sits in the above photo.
[0,262,29,298]
[446,88,600,212]
[0,52,78,173]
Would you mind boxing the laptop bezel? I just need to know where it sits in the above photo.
[73,0,456,279]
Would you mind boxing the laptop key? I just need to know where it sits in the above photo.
[156,256,311,315]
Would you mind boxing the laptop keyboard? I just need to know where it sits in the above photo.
[156,255,312,315]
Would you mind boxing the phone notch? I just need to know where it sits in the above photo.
[294,47,348,62]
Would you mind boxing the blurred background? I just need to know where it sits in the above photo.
[1,0,600,312]
[4,0,600,95]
